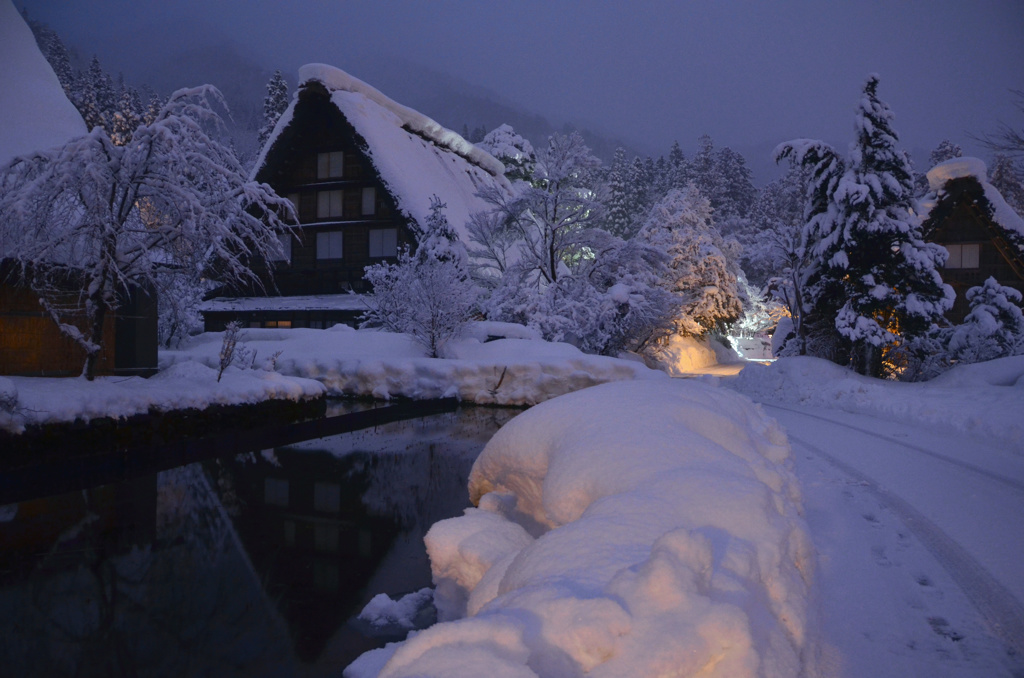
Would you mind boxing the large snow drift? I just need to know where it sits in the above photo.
[0,0,86,168]
[349,379,817,677]
[162,323,663,406]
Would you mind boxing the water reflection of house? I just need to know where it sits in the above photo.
[920,158,1024,323]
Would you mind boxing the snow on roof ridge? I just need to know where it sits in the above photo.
[298,63,505,177]
[924,156,1024,242]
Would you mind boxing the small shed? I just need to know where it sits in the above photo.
[919,158,1024,323]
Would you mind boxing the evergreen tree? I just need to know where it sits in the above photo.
[477,124,537,184]
[258,70,290,146]
[714,147,757,220]
[929,139,963,167]
[110,85,142,146]
[989,155,1024,217]
[26,16,75,94]
[666,140,690,189]
[947,277,1024,363]
[604,148,634,238]
[690,134,721,207]
[825,75,953,377]
[638,185,742,335]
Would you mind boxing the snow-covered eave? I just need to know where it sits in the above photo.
[198,293,368,313]
[298,63,505,178]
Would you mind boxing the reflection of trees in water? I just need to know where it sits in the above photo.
[0,465,293,677]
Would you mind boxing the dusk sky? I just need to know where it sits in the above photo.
[17,0,1024,173]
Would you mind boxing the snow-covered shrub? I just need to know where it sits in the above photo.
[217,321,242,382]
[363,199,478,358]
[948,277,1024,363]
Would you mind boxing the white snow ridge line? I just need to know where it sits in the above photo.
[787,430,1024,657]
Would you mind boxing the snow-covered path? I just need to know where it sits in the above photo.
[762,402,1024,677]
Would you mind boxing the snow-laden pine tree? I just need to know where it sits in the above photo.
[822,75,953,377]
[110,85,143,146]
[947,277,1024,363]
[666,140,690,190]
[476,124,537,185]
[258,70,289,147]
[638,185,742,335]
[771,139,846,357]
[0,86,293,379]
[363,199,478,358]
[604,148,635,239]
[989,154,1024,217]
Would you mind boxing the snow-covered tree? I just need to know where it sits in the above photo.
[818,75,953,377]
[0,86,293,379]
[929,139,963,167]
[638,186,742,335]
[482,131,605,285]
[771,139,847,358]
[714,146,757,221]
[26,15,75,94]
[947,277,1024,363]
[258,70,289,147]
[604,147,634,239]
[362,200,477,358]
[476,124,537,185]
[110,85,143,146]
[989,154,1024,217]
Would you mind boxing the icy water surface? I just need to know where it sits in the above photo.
[0,405,519,677]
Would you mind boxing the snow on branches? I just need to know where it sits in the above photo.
[0,85,294,379]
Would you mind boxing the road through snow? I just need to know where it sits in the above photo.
[761,402,1024,678]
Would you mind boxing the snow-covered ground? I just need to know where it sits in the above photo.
[0,361,325,433]
[162,322,665,406]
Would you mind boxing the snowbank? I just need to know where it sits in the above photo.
[0,361,325,433]
[0,0,87,168]
[652,333,742,376]
[162,324,665,406]
[350,379,816,678]
[727,356,1024,449]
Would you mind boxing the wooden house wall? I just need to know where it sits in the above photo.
[254,83,414,298]
[0,282,116,377]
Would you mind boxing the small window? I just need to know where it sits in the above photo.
[314,525,339,552]
[314,482,340,513]
[316,231,344,259]
[317,190,344,218]
[317,151,344,179]
[309,320,324,329]
[362,187,376,216]
[944,243,980,269]
[264,320,292,329]
[369,228,398,258]
[269,232,291,261]
[264,478,289,507]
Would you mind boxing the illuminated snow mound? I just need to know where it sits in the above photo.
[0,0,87,167]
[350,379,818,678]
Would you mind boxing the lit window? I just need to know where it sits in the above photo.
[264,320,292,329]
[369,228,398,258]
[269,232,291,261]
[314,482,340,513]
[316,231,344,259]
[264,478,289,507]
[944,243,980,269]
[362,187,376,215]
[317,151,344,179]
[317,190,344,218]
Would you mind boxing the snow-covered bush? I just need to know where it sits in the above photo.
[948,277,1024,363]
[363,199,478,358]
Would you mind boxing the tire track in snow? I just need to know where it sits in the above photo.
[783,427,1024,658]
[762,402,1024,495]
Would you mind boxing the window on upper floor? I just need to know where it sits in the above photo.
[368,228,398,258]
[944,243,980,269]
[316,231,344,260]
[362,187,376,216]
[317,189,344,219]
[317,151,344,179]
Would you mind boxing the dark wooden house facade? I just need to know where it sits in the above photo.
[202,64,509,332]
[920,159,1024,323]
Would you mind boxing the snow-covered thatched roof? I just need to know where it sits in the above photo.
[0,0,86,168]
[253,63,510,239]
[920,157,1024,253]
